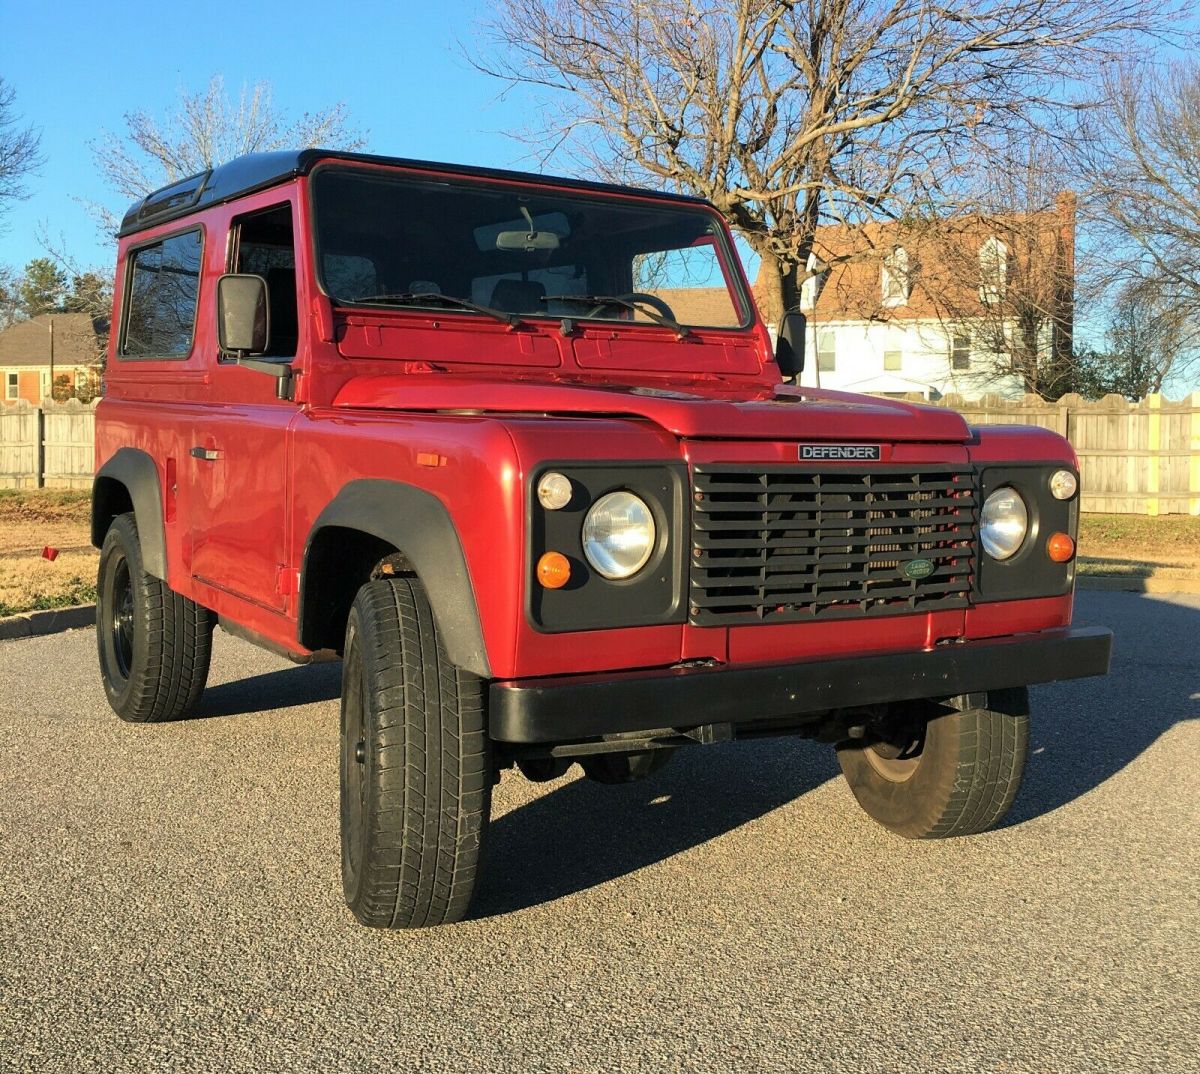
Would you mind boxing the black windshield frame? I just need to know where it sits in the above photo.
[308,164,755,332]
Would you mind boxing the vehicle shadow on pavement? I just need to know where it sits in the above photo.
[1004,591,1198,827]
[472,737,840,918]
[190,661,342,719]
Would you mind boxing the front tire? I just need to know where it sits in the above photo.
[340,577,491,929]
[836,689,1030,839]
[97,512,214,723]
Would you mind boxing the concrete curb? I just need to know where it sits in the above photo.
[0,604,97,642]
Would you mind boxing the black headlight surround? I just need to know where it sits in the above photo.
[975,463,1079,601]
[527,461,688,632]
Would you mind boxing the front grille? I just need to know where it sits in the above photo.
[689,465,979,625]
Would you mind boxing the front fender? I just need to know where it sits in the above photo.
[299,479,490,678]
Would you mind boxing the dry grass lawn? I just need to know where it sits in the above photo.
[0,490,96,617]
[1077,514,1200,577]
[0,489,1197,617]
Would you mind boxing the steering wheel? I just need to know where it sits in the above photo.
[589,291,680,321]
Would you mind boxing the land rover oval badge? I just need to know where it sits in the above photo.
[904,558,935,580]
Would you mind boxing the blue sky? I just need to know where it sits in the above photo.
[0,0,534,267]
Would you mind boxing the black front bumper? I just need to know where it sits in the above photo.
[489,626,1113,744]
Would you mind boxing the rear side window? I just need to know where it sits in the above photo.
[121,229,203,358]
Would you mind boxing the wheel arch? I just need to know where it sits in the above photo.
[92,448,167,580]
[298,479,491,678]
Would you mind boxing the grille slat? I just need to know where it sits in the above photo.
[689,465,979,625]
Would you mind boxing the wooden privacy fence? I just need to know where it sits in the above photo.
[1,394,1198,512]
[925,392,1200,515]
[0,400,97,490]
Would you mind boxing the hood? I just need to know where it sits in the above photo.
[330,375,972,443]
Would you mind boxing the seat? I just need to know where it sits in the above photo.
[489,278,546,314]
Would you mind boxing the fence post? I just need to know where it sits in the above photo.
[1146,394,1161,517]
[35,406,45,489]
[1191,391,1200,517]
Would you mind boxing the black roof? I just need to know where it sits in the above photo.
[118,149,710,238]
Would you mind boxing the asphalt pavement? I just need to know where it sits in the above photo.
[0,590,1196,1074]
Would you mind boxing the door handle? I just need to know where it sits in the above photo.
[189,447,222,462]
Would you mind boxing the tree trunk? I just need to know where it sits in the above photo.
[755,250,807,382]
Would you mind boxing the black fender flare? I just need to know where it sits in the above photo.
[299,479,491,678]
[92,448,167,580]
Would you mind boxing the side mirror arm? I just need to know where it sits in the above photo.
[236,356,294,400]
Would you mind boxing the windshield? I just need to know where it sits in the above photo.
[311,166,750,330]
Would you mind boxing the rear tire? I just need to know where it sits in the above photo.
[836,689,1030,838]
[97,512,214,723]
[340,577,491,929]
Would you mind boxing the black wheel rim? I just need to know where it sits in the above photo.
[864,726,926,783]
[340,623,367,888]
[109,556,135,682]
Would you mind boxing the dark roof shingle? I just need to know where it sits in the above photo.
[0,314,104,367]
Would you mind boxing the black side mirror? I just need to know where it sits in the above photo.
[775,311,806,379]
[217,274,270,355]
[217,273,294,399]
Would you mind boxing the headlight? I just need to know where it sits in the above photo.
[981,487,1029,560]
[1049,469,1078,500]
[582,491,656,579]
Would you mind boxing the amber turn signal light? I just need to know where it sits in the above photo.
[537,551,572,589]
[1047,532,1075,563]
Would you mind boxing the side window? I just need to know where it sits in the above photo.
[121,230,203,359]
[5,372,18,400]
[232,203,298,357]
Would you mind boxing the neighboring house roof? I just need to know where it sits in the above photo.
[753,192,1076,328]
[0,314,104,368]
[654,286,742,327]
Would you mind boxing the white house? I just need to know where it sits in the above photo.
[757,193,1077,400]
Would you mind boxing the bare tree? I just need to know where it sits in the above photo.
[1089,279,1187,397]
[473,0,1163,323]
[89,75,366,225]
[0,78,43,220]
[1077,60,1200,391]
[906,141,1079,397]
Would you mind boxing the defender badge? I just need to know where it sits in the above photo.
[798,444,882,461]
[904,558,936,580]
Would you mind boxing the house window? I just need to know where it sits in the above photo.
[979,237,1008,304]
[881,246,911,308]
[121,229,203,359]
[951,334,972,370]
[816,330,836,373]
[883,349,902,371]
[5,372,18,400]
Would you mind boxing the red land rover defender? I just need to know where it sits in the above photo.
[93,150,1112,928]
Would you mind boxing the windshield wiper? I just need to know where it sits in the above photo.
[353,292,524,327]
[542,294,691,339]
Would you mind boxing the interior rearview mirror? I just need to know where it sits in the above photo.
[776,311,806,380]
[217,274,270,355]
[495,230,561,252]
